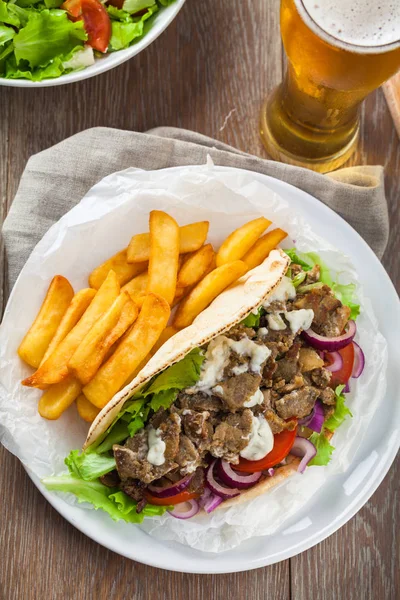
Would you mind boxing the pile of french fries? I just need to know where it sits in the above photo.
[18,211,287,423]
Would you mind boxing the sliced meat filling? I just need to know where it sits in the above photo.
[210,409,253,463]
[113,413,181,484]
[177,392,223,413]
[294,285,350,337]
[275,386,319,420]
[175,434,202,475]
[213,372,262,411]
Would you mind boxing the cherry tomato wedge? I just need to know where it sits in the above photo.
[325,343,354,387]
[235,426,298,473]
[62,0,111,53]
[144,489,201,506]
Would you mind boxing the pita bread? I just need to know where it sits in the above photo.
[84,249,290,449]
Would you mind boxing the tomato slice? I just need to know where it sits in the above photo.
[61,0,82,18]
[62,0,111,53]
[235,426,298,473]
[144,489,201,506]
[325,343,354,387]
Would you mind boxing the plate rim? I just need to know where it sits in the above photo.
[7,163,399,573]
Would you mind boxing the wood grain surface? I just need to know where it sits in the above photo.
[0,1,399,599]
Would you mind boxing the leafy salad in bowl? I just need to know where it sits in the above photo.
[0,0,178,83]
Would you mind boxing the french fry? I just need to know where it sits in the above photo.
[172,254,216,307]
[121,271,148,299]
[40,288,96,365]
[150,326,178,356]
[18,275,74,368]
[177,244,215,288]
[76,394,100,423]
[89,249,147,289]
[22,271,119,387]
[38,376,82,420]
[68,292,139,385]
[216,217,272,267]
[173,261,248,329]
[127,221,209,263]
[83,293,170,409]
[147,211,180,305]
[242,228,288,270]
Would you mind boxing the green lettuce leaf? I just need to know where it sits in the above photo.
[149,388,178,412]
[142,348,204,397]
[13,9,86,68]
[0,0,23,27]
[108,2,158,51]
[65,449,116,481]
[284,248,312,271]
[324,385,352,432]
[308,385,352,466]
[42,475,169,522]
[241,307,264,327]
[308,432,335,466]
[0,24,15,45]
[122,0,155,13]
[95,421,130,454]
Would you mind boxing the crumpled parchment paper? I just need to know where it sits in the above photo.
[0,161,387,553]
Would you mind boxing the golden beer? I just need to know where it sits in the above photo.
[260,0,400,172]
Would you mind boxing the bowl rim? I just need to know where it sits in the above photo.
[0,0,186,88]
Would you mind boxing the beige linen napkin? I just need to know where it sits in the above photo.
[2,127,388,291]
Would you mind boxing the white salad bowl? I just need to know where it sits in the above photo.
[0,0,186,88]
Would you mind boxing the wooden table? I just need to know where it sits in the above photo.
[1,1,399,598]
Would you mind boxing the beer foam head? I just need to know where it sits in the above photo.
[297,0,400,51]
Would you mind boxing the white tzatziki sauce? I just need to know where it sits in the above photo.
[147,427,166,466]
[193,335,271,393]
[243,387,264,408]
[263,276,296,307]
[267,313,286,331]
[284,309,314,334]
[240,414,274,461]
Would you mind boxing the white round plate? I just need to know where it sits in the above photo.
[18,166,400,572]
[0,0,186,88]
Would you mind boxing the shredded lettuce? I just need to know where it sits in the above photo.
[285,248,361,320]
[241,307,264,328]
[308,385,352,466]
[42,474,168,522]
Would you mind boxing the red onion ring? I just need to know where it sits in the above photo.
[206,460,240,499]
[298,404,316,426]
[290,437,317,473]
[199,488,223,513]
[168,499,199,519]
[148,474,193,498]
[306,400,324,433]
[302,320,356,351]
[217,460,262,489]
[351,342,365,379]
[267,468,275,477]
[325,351,343,373]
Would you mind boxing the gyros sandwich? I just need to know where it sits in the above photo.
[44,248,363,521]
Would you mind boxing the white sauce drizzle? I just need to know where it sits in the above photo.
[284,309,314,334]
[243,387,264,408]
[240,415,274,460]
[267,313,287,331]
[147,428,166,466]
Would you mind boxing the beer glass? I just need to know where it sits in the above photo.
[260,0,400,172]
